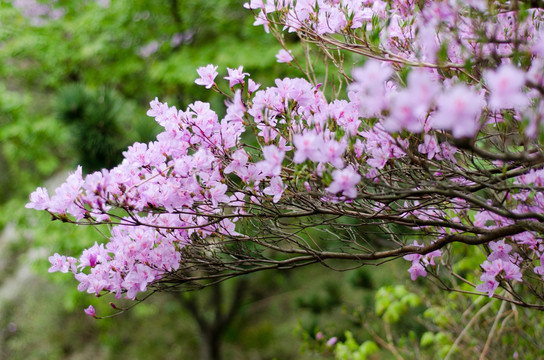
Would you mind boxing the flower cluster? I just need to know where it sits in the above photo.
[403,241,442,281]
[26,0,544,312]
[476,241,523,297]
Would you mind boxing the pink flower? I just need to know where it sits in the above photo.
[385,90,425,133]
[316,7,346,34]
[224,149,249,175]
[440,142,457,163]
[502,261,523,282]
[84,305,96,317]
[406,69,439,109]
[243,0,264,9]
[122,264,159,300]
[253,10,270,33]
[404,241,442,280]
[326,166,361,198]
[195,64,219,89]
[351,59,393,94]
[208,183,230,206]
[465,0,487,11]
[408,262,427,280]
[79,242,110,269]
[484,64,528,110]
[293,131,323,163]
[47,166,85,220]
[329,100,361,136]
[418,134,440,160]
[477,258,523,297]
[417,22,439,63]
[488,240,512,262]
[432,84,483,138]
[248,79,261,94]
[425,249,442,266]
[224,66,249,88]
[403,252,421,262]
[321,139,346,168]
[257,145,285,176]
[263,176,285,203]
[48,253,70,273]
[531,29,544,57]
[534,254,544,276]
[276,49,294,63]
[326,337,338,347]
[139,40,159,58]
[243,0,274,11]
[476,274,499,297]
[26,187,50,210]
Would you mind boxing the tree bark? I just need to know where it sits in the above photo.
[179,278,248,360]
[199,327,222,360]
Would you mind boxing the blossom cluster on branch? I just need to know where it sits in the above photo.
[27,0,544,312]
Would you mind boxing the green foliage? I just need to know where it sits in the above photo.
[55,84,157,172]
[296,281,342,314]
[375,285,421,323]
[0,85,69,204]
[348,268,374,290]
[334,332,378,360]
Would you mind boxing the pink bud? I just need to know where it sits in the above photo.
[84,305,96,318]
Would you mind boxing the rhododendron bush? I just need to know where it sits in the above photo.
[27,0,544,313]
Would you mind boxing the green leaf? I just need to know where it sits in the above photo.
[358,340,379,355]
[420,332,435,347]
[344,331,359,351]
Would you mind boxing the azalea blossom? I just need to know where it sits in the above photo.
[432,84,484,138]
[484,64,528,110]
[326,166,361,198]
[276,49,294,63]
[195,64,219,89]
[293,132,323,163]
[84,305,96,317]
[263,176,285,203]
[224,66,249,88]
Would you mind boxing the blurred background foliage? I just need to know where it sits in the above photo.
[0,1,542,359]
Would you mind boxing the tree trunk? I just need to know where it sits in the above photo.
[199,328,222,360]
[178,279,248,360]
